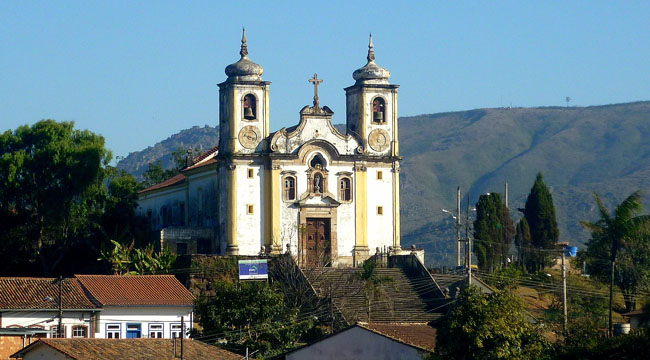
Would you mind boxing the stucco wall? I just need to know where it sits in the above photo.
[95,306,192,339]
[20,344,70,360]
[2,311,93,338]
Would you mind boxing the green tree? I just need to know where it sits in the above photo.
[524,172,559,270]
[580,191,650,312]
[98,240,177,275]
[432,286,550,360]
[515,218,533,271]
[473,193,515,272]
[349,259,393,322]
[195,279,313,358]
[0,120,111,275]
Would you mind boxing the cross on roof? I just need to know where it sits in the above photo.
[308,73,323,109]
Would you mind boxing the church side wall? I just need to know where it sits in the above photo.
[186,171,219,228]
[138,187,187,230]
[236,163,265,255]
[366,166,394,254]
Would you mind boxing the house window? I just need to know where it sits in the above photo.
[283,176,296,201]
[243,94,257,120]
[126,323,141,339]
[377,206,384,215]
[247,204,254,214]
[177,243,188,255]
[248,168,254,178]
[372,97,386,124]
[149,324,164,338]
[339,177,352,202]
[171,323,183,338]
[106,324,121,339]
[377,170,383,180]
[72,326,88,338]
[51,325,65,338]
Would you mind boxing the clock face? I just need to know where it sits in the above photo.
[368,128,390,152]
[238,126,261,149]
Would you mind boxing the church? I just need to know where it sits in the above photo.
[138,30,403,267]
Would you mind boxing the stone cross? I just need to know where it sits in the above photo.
[308,73,323,109]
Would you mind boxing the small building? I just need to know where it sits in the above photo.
[275,322,437,360]
[10,338,240,360]
[75,275,194,339]
[0,277,101,344]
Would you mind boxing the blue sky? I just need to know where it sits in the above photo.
[2,1,649,159]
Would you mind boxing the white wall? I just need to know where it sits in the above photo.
[366,167,394,253]
[138,186,187,230]
[95,306,192,339]
[2,311,93,338]
[286,326,427,360]
[236,164,264,255]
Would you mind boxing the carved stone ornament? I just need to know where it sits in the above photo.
[238,125,261,149]
[368,128,390,152]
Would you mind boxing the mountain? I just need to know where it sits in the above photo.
[118,101,650,266]
[117,125,219,178]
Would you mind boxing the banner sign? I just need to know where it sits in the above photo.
[238,259,268,280]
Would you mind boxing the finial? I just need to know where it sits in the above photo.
[308,73,324,109]
[367,33,375,62]
[240,27,248,58]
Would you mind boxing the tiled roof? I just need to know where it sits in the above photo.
[11,338,240,360]
[357,322,437,352]
[184,157,217,171]
[75,275,194,307]
[138,173,186,194]
[192,144,219,163]
[0,278,99,310]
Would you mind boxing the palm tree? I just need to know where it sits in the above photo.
[580,191,650,334]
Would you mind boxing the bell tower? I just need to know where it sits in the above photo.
[218,28,271,155]
[345,35,399,157]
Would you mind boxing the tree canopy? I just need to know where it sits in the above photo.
[523,172,559,270]
[0,120,150,275]
[432,286,550,360]
[473,193,515,272]
[580,191,650,312]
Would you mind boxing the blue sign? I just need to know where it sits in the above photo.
[565,246,578,257]
[239,259,268,280]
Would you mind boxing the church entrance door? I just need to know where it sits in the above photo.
[304,218,331,267]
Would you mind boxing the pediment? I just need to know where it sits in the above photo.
[297,192,341,207]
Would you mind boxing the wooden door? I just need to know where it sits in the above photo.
[305,218,331,267]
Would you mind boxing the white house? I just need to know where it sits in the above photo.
[75,275,194,339]
[0,275,194,345]
[0,277,100,339]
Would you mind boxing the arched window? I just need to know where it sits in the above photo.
[310,154,326,169]
[339,177,352,202]
[243,94,257,120]
[283,176,296,201]
[372,97,386,124]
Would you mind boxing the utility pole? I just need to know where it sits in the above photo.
[456,186,462,267]
[58,276,63,338]
[504,182,508,209]
[180,315,184,360]
[609,261,615,336]
[562,250,568,338]
[466,192,472,286]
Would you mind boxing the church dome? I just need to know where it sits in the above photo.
[352,34,390,84]
[225,29,263,81]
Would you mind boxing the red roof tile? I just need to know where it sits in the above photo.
[184,157,217,171]
[0,278,98,310]
[75,275,194,307]
[192,144,219,163]
[357,322,437,352]
[12,338,240,360]
[138,173,186,194]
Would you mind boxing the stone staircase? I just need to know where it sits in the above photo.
[304,267,446,323]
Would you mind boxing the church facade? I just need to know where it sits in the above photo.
[138,31,402,266]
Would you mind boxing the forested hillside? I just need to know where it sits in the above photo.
[118,101,650,266]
